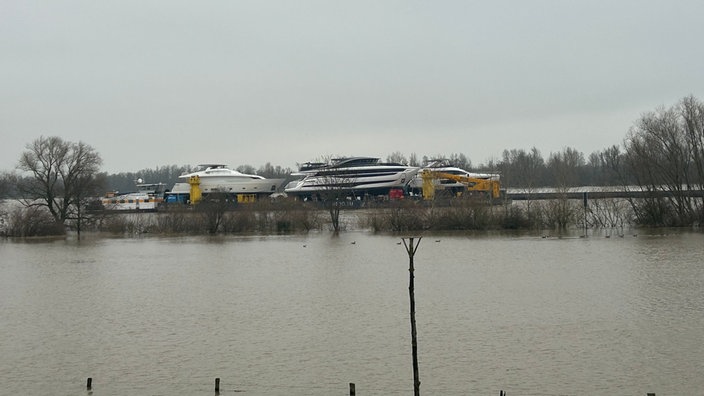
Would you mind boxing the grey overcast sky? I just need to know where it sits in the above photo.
[2,1,704,173]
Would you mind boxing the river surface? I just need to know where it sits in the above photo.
[1,230,703,396]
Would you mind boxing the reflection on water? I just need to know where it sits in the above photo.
[1,231,703,395]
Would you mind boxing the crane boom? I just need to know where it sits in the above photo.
[421,170,501,200]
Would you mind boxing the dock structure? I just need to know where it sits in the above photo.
[507,189,704,201]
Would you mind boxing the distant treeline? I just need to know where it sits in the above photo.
[1,150,621,197]
[95,146,631,193]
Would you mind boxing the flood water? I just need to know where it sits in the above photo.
[1,230,703,395]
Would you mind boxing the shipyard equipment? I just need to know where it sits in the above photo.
[189,175,202,204]
[421,170,502,200]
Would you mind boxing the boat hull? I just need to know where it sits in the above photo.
[100,183,167,211]
[170,178,285,195]
[101,195,163,211]
[285,167,418,197]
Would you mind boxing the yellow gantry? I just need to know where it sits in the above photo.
[188,175,202,204]
[421,170,501,200]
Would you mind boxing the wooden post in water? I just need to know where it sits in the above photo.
[214,377,220,393]
[349,382,355,395]
[86,377,92,390]
[402,237,422,396]
[582,191,588,237]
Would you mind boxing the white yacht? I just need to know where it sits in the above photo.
[167,164,285,202]
[101,181,167,211]
[284,157,419,198]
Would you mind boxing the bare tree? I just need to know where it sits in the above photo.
[236,164,257,175]
[257,162,292,179]
[680,95,704,193]
[16,136,104,233]
[499,147,546,189]
[598,145,628,185]
[408,153,420,167]
[0,171,13,198]
[317,173,353,233]
[197,192,232,234]
[547,147,585,188]
[624,96,704,225]
[544,147,584,231]
[297,155,356,232]
[386,151,408,165]
[448,152,471,171]
[498,147,545,227]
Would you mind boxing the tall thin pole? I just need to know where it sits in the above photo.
[583,191,588,237]
[402,237,422,396]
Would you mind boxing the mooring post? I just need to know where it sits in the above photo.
[86,377,92,390]
[583,191,588,237]
[215,377,220,393]
[646,393,655,396]
[402,236,422,396]
[349,382,355,395]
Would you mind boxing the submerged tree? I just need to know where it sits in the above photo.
[624,95,704,225]
[498,147,545,227]
[196,192,232,234]
[317,172,353,233]
[16,136,104,234]
[299,155,356,233]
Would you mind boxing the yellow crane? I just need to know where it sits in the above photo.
[421,170,502,200]
[188,175,202,204]
[187,175,257,205]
